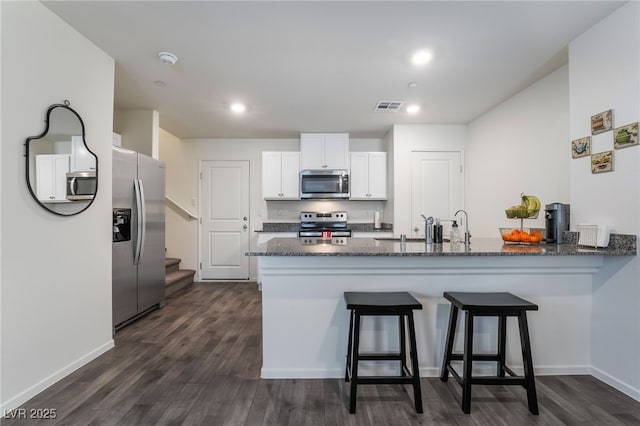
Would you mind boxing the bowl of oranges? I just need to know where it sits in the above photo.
[500,228,544,244]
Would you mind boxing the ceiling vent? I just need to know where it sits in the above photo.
[373,101,404,112]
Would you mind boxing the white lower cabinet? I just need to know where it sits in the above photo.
[349,152,387,200]
[262,152,300,199]
[36,154,70,202]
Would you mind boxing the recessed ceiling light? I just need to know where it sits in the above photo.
[411,50,433,66]
[230,102,246,114]
[406,104,420,114]
[158,51,178,65]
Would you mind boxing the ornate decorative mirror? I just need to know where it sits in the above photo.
[25,101,98,216]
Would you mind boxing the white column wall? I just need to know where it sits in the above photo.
[1,1,115,412]
[466,66,570,237]
[568,2,640,400]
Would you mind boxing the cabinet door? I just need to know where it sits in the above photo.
[36,156,55,201]
[36,154,70,201]
[262,152,284,199]
[322,133,349,169]
[53,155,71,200]
[349,153,369,199]
[280,152,300,199]
[71,135,96,172]
[368,152,387,199]
[300,133,324,169]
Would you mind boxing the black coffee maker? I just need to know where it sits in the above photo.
[544,203,570,243]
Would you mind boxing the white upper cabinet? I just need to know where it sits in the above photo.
[36,154,70,202]
[300,133,349,170]
[262,152,300,199]
[71,135,96,172]
[349,152,387,200]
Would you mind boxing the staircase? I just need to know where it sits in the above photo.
[165,258,196,297]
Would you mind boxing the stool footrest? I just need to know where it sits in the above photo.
[449,353,501,362]
[352,376,418,385]
[357,353,403,361]
[471,376,527,386]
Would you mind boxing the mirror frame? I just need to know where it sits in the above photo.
[25,101,99,216]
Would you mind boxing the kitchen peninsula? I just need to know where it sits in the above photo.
[247,236,636,384]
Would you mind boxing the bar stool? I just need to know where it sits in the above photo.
[344,291,423,414]
[440,292,539,415]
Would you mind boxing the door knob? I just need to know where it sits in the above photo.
[413,226,419,232]
[243,225,248,230]
[243,216,248,221]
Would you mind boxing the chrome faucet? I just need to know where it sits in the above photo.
[421,214,434,245]
[454,209,471,246]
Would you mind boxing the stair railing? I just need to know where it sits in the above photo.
[165,195,198,220]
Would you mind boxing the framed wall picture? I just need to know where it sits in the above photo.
[591,109,613,135]
[571,136,591,158]
[591,150,614,174]
[613,122,639,149]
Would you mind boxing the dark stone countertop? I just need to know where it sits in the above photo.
[247,236,637,257]
[256,222,393,233]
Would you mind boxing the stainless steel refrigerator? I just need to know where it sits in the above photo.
[112,146,165,329]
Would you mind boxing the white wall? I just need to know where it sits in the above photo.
[0,1,114,412]
[466,66,570,237]
[569,1,640,399]
[159,135,385,279]
[389,124,467,237]
[114,109,159,159]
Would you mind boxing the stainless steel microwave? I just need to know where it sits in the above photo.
[66,171,96,200]
[300,169,349,199]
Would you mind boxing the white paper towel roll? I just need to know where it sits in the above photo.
[374,211,381,229]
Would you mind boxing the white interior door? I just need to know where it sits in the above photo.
[200,160,250,280]
[411,151,463,238]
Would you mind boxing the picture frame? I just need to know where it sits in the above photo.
[591,109,613,135]
[571,136,591,158]
[591,150,614,174]
[613,122,639,149]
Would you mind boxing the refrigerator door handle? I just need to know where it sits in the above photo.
[133,178,144,265]
[137,178,147,263]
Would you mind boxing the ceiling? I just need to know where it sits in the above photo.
[43,1,625,139]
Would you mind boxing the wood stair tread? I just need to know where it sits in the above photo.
[165,269,195,285]
[164,257,195,298]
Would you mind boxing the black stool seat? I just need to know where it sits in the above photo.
[440,292,539,415]
[344,291,423,414]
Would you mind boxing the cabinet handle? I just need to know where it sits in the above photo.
[322,164,327,168]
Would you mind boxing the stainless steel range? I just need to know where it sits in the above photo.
[299,211,351,238]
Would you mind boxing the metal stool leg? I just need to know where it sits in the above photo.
[349,311,361,414]
[407,312,423,413]
[518,311,539,415]
[440,305,459,381]
[462,310,474,414]
[497,315,507,377]
[399,314,407,376]
[345,309,354,382]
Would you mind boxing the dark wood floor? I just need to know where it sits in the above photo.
[4,282,639,425]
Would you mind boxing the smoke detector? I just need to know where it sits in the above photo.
[158,51,178,65]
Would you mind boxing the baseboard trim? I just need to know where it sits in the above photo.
[591,366,640,402]
[0,340,114,413]
[260,364,593,380]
